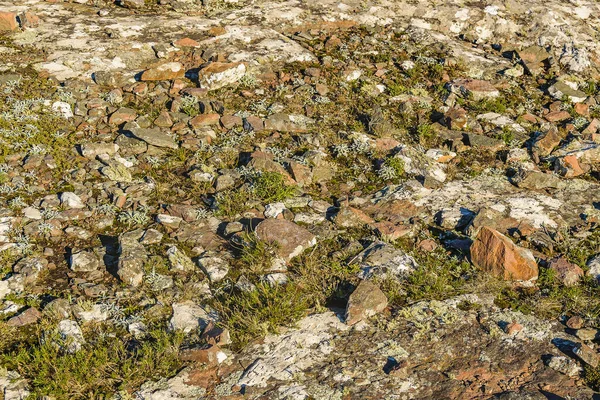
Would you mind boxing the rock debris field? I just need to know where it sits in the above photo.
[1,0,600,398]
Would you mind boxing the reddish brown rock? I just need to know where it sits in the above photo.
[504,322,523,335]
[345,280,388,326]
[180,344,222,366]
[547,257,583,286]
[545,110,571,122]
[0,12,18,31]
[108,107,137,126]
[141,62,185,81]
[567,315,584,330]
[220,115,242,129]
[190,113,220,128]
[574,342,600,367]
[445,107,468,130]
[174,37,200,47]
[448,79,500,100]
[532,126,563,157]
[255,219,316,261]
[470,226,538,281]
[7,307,42,326]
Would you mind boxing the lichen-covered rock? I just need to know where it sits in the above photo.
[255,219,316,261]
[345,280,388,325]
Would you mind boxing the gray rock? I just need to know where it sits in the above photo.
[70,250,101,272]
[129,127,178,149]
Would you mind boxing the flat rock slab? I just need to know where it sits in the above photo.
[128,127,178,149]
[255,219,316,260]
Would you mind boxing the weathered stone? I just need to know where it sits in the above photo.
[56,320,85,353]
[7,307,41,327]
[470,227,538,281]
[141,62,185,81]
[345,280,388,326]
[80,142,119,158]
[109,107,137,126]
[566,316,584,330]
[255,219,316,261]
[117,231,147,287]
[198,62,246,90]
[355,241,418,280]
[548,82,587,103]
[574,342,600,367]
[129,127,178,149]
[264,113,315,132]
[167,246,195,272]
[70,250,101,272]
[0,12,18,32]
[463,133,504,151]
[547,257,583,286]
[531,126,563,157]
[448,79,499,101]
[169,301,212,334]
[517,46,549,76]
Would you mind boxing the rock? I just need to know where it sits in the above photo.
[470,226,538,281]
[547,257,583,286]
[200,322,231,346]
[546,355,582,377]
[7,307,41,327]
[70,250,101,272]
[264,113,315,132]
[118,0,145,8]
[56,320,85,353]
[504,322,523,335]
[166,246,195,272]
[255,219,316,261]
[587,254,600,282]
[576,328,598,342]
[72,304,109,322]
[52,101,73,119]
[117,231,148,287]
[545,110,571,122]
[0,12,18,31]
[180,344,227,366]
[198,62,246,90]
[129,127,178,149]
[448,79,500,101]
[518,46,549,76]
[463,133,504,151]
[345,280,388,326]
[197,253,230,282]
[101,162,133,182]
[566,316,584,330]
[574,342,600,367]
[169,301,212,334]
[548,82,587,103]
[355,241,418,280]
[109,107,137,126]
[80,143,119,158]
[510,169,564,190]
[140,62,185,81]
[531,126,563,157]
[60,192,85,209]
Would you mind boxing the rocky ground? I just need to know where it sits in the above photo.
[1,0,600,398]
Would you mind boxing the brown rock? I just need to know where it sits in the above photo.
[445,107,468,130]
[184,366,218,389]
[108,107,137,126]
[504,322,523,335]
[574,342,600,367]
[190,113,221,128]
[372,221,412,242]
[518,46,549,76]
[448,79,500,101]
[7,307,42,326]
[547,257,583,286]
[288,161,312,186]
[345,280,388,326]
[0,12,18,31]
[574,103,589,116]
[545,111,571,122]
[180,344,222,366]
[140,62,185,81]
[532,126,563,157]
[244,116,264,132]
[555,154,586,178]
[255,219,316,261]
[174,37,200,47]
[220,115,242,129]
[566,315,584,330]
[200,321,231,346]
[470,226,538,281]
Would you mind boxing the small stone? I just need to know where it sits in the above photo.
[576,328,599,342]
[547,257,583,286]
[129,127,178,149]
[470,226,538,281]
[60,192,85,209]
[255,219,317,261]
[574,342,600,367]
[517,46,549,76]
[448,79,500,101]
[531,126,563,157]
[587,254,600,282]
[545,110,571,122]
[118,0,144,8]
[70,250,100,272]
[56,320,85,353]
[197,253,230,282]
[141,62,185,81]
[504,322,523,335]
[156,214,183,229]
[7,307,41,327]
[167,246,195,272]
[345,280,388,326]
[548,81,587,103]
[546,355,582,377]
[0,12,18,31]
[80,143,119,158]
[52,101,73,119]
[566,316,584,330]
[198,62,246,90]
[169,301,212,333]
[108,107,137,126]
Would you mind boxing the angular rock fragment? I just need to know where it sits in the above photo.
[255,219,316,261]
[470,226,538,281]
[517,46,549,76]
[547,257,583,286]
[169,301,212,334]
[198,62,246,90]
[128,127,178,149]
[141,62,185,81]
[345,280,388,326]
